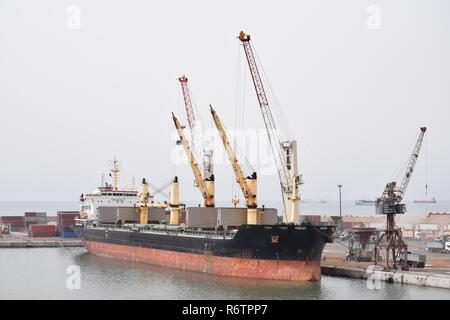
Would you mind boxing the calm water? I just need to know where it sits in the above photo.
[0,200,449,217]
[0,247,449,300]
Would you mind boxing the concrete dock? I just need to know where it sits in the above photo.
[321,265,450,289]
[0,233,82,248]
[321,240,450,290]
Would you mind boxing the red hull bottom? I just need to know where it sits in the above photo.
[84,241,321,281]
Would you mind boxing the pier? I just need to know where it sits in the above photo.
[321,241,450,289]
[0,233,82,248]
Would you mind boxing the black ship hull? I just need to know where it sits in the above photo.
[73,223,334,281]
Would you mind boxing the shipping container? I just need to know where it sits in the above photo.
[187,207,277,229]
[426,241,444,252]
[217,207,247,228]
[29,224,54,231]
[96,207,166,224]
[97,207,137,224]
[186,207,217,228]
[1,216,25,222]
[417,224,439,231]
[57,212,79,232]
[148,208,167,223]
[24,212,47,218]
[9,225,25,232]
[301,215,321,223]
[58,229,78,238]
[1,216,25,229]
[401,230,415,238]
[397,223,414,230]
[259,208,277,225]
[28,224,57,237]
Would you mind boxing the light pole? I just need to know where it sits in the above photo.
[337,184,343,232]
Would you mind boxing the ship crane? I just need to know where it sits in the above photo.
[375,127,427,269]
[172,113,215,211]
[178,75,214,181]
[238,31,302,224]
[209,105,259,225]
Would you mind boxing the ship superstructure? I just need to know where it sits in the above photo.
[80,159,139,220]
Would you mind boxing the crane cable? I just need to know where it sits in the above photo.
[251,42,294,141]
[233,43,242,201]
[388,131,420,187]
[175,81,203,182]
[221,117,255,177]
[186,81,206,167]
[248,41,295,188]
[425,134,428,200]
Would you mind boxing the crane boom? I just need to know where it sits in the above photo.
[178,75,214,180]
[209,105,257,209]
[178,75,196,135]
[172,113,215,207]
[397,127,427,201]
[377,127,427,214]
[238,31,301,223]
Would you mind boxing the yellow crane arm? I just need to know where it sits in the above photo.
[209,105,257,208]
[172,113,214,207]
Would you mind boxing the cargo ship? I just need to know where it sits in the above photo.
[74,175,334,281]
[73,218,334,281]
[413,197,437,204]
[301,198,327,203]
[355,199,376,206]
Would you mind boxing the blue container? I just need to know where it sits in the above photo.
[58,229,78,238]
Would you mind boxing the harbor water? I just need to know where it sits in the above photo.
[1,247,449,299]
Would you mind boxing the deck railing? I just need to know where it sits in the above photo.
[75,219,237,240]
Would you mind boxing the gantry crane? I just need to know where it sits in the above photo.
[178,75,214,180]
[375,127,427,269]
[238,31,302,224]
[209,105,259,224]
[172,113,215,208]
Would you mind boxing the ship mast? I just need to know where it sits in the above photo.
[111,158,120,191]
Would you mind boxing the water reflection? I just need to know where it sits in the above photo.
[1,248,449,299]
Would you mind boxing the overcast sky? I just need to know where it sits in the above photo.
[0,0,449,203]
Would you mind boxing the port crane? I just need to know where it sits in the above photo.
[172,113,215,209]
[178,75,214,181]
[209,105,259,224]
[375,127,427,269]
[238,31,302,224]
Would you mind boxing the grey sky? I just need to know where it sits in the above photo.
[0,0,449,203]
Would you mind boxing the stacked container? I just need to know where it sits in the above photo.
[24,212,47,230]
[0,216,25,232]
[28,224,57,237]
[301,215,321,223]
[57,211,79,238]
